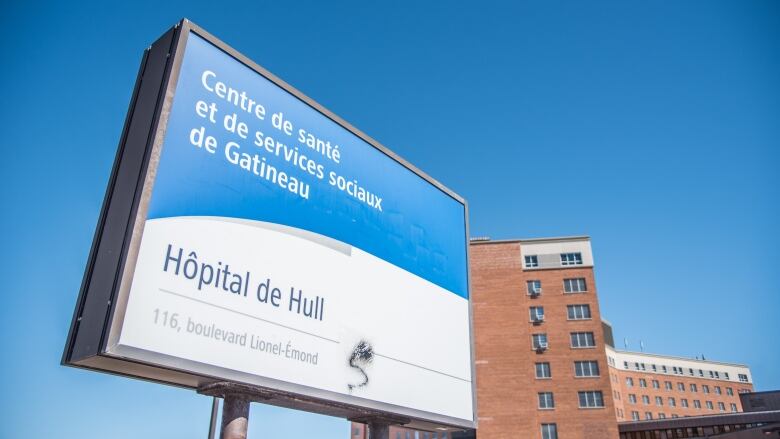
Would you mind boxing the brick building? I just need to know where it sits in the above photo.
[607,345,754,422]
[467,236,619,439]
[350,236,755,439]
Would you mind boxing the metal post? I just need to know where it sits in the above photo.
[220,394,250,439]
[368,421,390,439]
[208,397,219,439]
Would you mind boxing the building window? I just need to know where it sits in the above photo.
[706,401,714,410]
[702,385,710,394]
[652,364,657,372]
[530,306,545,322]
[688,368,695,376]
[629,394,637,404]
[623,361,629,370]
[563,278,587,293]
[698,369,704,377]
[525,255,539,268]
[677,382,684,391]
[665,381,672,391]
[575,361,600,377]
[536,362,552,379]
[668,397,676,407]
[631,411,640,421]
[560,252,583,266]
[694,400,701,409]
[626,377,634,387]
[662,365,668,373]
[527,280,542,295]
[730,403,737,412]
[354,427,361,436]
[658,413,666,419]
[718,402,725,412]
[738,374,749,382]
[681,399,689,408]
[532,333,549,350]
[570,332,595,348]
[726,387,733,396]
[578,391,605,408]
[567,304,591,320]
[538,392,555,409]
[714,386,722,395]
[724,372,730,380]
[642,395,650,405]
[652,380,660,389]
[541,423,558,439]
[645,412,653,420]
[690,383,697,392]
[655,396,663,406]
[639,379,647,388]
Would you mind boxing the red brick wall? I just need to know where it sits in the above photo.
[470,241,619,439]
[610,367,754,422]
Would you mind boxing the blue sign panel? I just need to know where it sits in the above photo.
[148,34,468,299]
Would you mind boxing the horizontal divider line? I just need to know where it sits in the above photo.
[373,352,472,383]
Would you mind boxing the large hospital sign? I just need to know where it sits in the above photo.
[63,20,476,430]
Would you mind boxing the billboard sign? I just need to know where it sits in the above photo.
[63,19,475,430]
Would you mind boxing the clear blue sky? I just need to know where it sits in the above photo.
[1,1,777,438]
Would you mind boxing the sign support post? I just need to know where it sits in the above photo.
[208,397,219,439]
[199,383,271,439]
[220,394,249,439]
[368,421,390,439]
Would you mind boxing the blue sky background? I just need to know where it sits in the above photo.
[1,1,777,438]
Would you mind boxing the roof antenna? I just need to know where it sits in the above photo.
[623,338,628,350]
[640,340,645,352]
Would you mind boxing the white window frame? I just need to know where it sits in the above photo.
[567,304,592,320]
[538,392,555,409]
[535,362,551,379]
[532,333,548,350]
[578,391,605,408]
[525,255,539,268]
[574,360,600,377]
[563,278,587,293]
[529,306,545,322]
[560,252,583,266]
[570,332,596,348]
[541,423,558,439]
